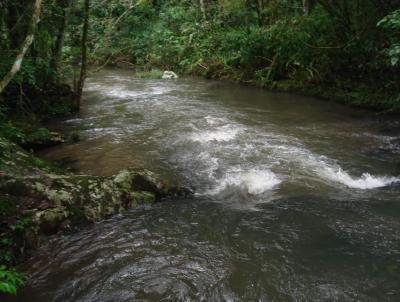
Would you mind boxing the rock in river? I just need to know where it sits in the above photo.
[162,70,179,79]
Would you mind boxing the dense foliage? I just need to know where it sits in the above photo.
[1,0,400,112]
[86,0,400,109]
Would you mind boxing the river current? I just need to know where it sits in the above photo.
[9,69,400,301]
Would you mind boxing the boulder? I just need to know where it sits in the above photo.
[162,71,179,79]
[1,136,193,237]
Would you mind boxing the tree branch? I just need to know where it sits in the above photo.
[0,0,43,94]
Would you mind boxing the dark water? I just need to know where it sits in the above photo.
[11,69,400,301]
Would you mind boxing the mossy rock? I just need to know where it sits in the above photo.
[0,136,193,257]
[35,207,68,235]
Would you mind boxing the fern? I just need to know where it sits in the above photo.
[0,266,26,295]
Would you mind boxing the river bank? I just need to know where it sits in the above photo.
[125,65,400,113]
[172,65,400,113]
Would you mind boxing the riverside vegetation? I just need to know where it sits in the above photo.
[0,0,400,296]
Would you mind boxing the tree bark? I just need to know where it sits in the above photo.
[0,0,43,94]
[199,0,206,22]
[74,0,90,110]
[303,0,315,15]
[256,0,264,26]
[52,0,72,78]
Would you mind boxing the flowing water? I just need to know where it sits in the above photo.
[10,69,400,301]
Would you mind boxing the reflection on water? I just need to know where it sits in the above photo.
[11,69,400,301]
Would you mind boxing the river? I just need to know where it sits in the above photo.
[10,69,400,301]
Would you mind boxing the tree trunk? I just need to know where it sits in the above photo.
[303,0,315,15]
[0,3,9,45]
[199,0,206,22]
[0,0,43,94]
[74,0,90,110]
[52,0,72,78]
[256,0,264,26]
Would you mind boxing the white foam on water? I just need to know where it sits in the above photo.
[242,170,282,195]
[265,139,400,190]
[85,82,171,99]
[319,166,400,189]
[204,115,228,126]
[149,86,172,95]
[89,85,144,98]
[190,125,241,143]
[196,151,220,178]
[165,99,399,193]
[210,169,281,195]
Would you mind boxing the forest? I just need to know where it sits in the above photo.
[1,0,400,300]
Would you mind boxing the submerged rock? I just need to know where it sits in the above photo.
[162,70,179,79]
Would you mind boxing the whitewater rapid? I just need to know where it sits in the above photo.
[172,114,399,196]
[79,73,400,197]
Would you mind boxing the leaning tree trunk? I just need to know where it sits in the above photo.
[0,0,42,94]
[74,0,90,110]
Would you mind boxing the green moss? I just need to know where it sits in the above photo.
[46,190,73,206]
[114,170,134,190]
[33,182,46,193]
[83,205,101,222]
[131,191,156,204]
[36,208,68,227]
